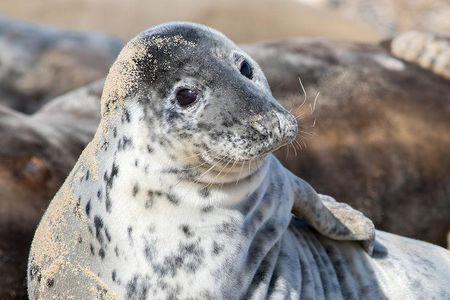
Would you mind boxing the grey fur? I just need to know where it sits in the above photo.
[28,23,450,300]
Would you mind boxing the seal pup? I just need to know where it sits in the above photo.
[28,23,449,299]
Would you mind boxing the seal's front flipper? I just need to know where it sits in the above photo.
[318,194,374,254]
[290,176,375,254]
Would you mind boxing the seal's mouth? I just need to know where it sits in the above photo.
[196,149,268,179]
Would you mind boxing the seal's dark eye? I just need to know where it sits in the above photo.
[240,60,253,79]
[176,88,198,107]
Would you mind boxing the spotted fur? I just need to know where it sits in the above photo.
[28,23,450,299]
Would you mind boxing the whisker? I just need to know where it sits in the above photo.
[290,141,298,157]
[183,148,215,160]
[294,139,303,151]
[299,130,314,136]
[310,91,320,113]
[285,142,291,159]
[195,156,227,184]
[236,159,246,185]
[181,152,226,171]
[299,137,307,149]
[204,157,232,191]
[298,76,307,104]
[219,159,238,190]
[212,158,233,183]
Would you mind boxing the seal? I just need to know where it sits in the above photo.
[390,31,450,80]
[28,22,450,300]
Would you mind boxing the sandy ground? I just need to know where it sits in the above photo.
[0,0,380,43]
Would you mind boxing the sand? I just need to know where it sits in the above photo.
[0,0,380,43]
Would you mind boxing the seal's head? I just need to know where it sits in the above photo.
[101,22,297,181]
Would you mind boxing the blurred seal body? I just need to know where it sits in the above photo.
[28,23,450,299]
[390,31,450,80]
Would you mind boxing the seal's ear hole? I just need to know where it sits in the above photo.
[240,60,253,79]
[176,88,198,107]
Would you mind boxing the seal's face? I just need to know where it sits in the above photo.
[103,22,297,174]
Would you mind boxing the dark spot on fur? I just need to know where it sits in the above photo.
[128,226,133,243]
[125,275,149,299]
[201,205,214,213]
[167,109,180,122]
[212,241,224,256]
[166,193,179,205]
[152,240,205,278]
[216,222,238,236]
[118,136,133,151]
[197,122,213,130]
[126,276,138,298]
[85,200,91,217]
[145,190,155,209]
[46,278,54,288]
[199,187,210,198]
[122,109,131,123]
[133,184,139,197]
[29,263,42,283]
[180,225,194,238]
[105,227,112,242]
[94,216,104,240]
[104,162,119,213]
[101,141,109,151]
[99,248,105,259]
[222,119,234,127]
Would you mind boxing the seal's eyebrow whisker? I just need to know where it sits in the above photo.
[310,91,320,114]
[298,76,308,105]
[294,78,320,131]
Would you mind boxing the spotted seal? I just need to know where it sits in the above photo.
[28,22,450,299]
